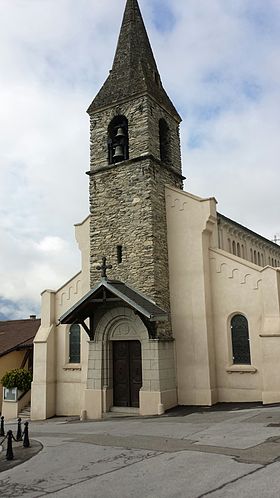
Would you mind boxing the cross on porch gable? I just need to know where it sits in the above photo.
[96,256,112,279]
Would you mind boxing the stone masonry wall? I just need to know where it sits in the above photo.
[88,95,182,337]
[147,98,182,175]
[89,95,182,175]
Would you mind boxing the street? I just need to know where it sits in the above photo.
[1,404,280,497]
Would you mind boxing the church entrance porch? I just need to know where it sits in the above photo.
[59,279,178,420]
[113,340,142,408]
[81,307,178,419]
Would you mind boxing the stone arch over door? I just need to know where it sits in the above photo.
[85,306,177,418]
[95,306,148,343]
[90,307,149,413]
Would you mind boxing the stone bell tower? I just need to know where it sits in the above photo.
[87,0,184,336]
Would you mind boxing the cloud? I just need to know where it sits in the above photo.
[0,0,280,318]
[0,297,39,321]
[35,236,67,253]
[151,0,280,238]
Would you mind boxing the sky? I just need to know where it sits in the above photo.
[0,0,280,319]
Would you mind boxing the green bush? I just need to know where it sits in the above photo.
[1,368,32,392]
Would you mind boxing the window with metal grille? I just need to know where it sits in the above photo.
[69,324,81,363]
[231,314,251,365]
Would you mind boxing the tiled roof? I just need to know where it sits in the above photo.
[60,280,168,324]
[106,281,167,320]
[0,318,40,357]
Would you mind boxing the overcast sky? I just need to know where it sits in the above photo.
[1,0,280,319]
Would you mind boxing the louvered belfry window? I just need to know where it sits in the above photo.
[69,324,81,363]
[231,315,251,364]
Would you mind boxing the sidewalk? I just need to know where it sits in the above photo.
[0,439,42,473]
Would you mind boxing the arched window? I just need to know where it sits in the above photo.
[231,315,251,365]
[159,118,171,165]
[254,250,257,264]
[228,238,231,253]
[237,242,240,257]
[69,324,81,363]
[108,115,129,165]
[232,240,236,255]
[250,248,253,262]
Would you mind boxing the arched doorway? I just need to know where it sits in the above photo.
[94,307,148,413]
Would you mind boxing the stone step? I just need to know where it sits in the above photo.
[103,407,140,418]
[110,406,139,414]
[18,402,31,419]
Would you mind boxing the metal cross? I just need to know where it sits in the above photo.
[96,256,112,279]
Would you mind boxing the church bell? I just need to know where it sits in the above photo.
[113,145,124,161]
[115,127,125,138]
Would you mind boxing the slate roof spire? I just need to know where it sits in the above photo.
[87,0,180,120]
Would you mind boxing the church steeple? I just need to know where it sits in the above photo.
[88,0,183,322]
[87,0,180,120]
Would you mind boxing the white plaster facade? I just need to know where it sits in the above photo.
[31,186,280,420]
[31,218,91,419]
[167,186,280,407]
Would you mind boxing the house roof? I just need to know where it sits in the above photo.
[87,0,181,120]
[0,318,41,357]
[59,279,168,324]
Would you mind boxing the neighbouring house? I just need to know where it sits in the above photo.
[0,316,40,412]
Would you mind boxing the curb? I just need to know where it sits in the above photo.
[0,439,43,473]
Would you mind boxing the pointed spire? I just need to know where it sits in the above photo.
[111,0,157,78]
[87,0,180,120]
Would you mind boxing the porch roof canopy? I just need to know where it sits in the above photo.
[59,280,168,325]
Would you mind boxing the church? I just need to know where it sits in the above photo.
[31,0,280,420]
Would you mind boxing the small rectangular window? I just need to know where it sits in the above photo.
[117,245,123,264]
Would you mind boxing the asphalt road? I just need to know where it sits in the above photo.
[1,404,280,497]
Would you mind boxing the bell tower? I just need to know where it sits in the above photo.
[87,0,184,336]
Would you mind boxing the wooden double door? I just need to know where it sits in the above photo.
[113,340,142,408]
